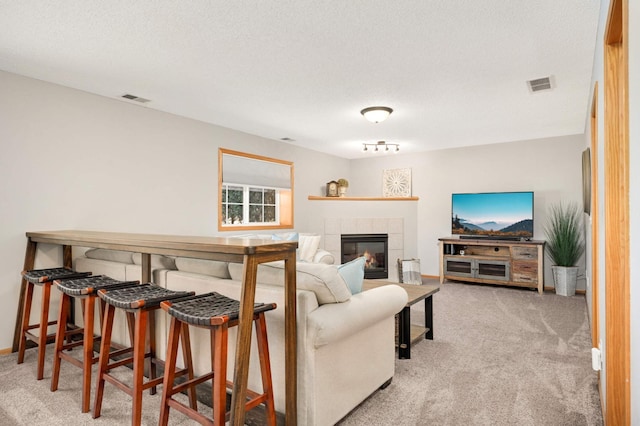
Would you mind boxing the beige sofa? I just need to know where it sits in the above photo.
[73,246,407,426]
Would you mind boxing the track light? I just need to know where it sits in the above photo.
[362,141,400,154]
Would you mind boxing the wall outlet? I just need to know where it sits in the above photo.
[591,347,602,371]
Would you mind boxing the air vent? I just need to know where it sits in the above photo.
[121,94,151,103]
[527,77,552,93]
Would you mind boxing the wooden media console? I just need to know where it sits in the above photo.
[438,237,545,294]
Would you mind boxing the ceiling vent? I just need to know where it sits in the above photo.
[527,77,553,93]
[121,94,151,103]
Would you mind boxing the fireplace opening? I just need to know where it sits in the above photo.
[341,234,388,279]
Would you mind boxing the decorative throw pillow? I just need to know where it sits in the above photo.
[227,261,351,305]
[337,256,366,294]
[271,232,299,242]
[298,234,321,263]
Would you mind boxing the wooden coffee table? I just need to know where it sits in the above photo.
[363,279,440,359]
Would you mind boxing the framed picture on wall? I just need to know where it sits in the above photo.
[382,168,412,197]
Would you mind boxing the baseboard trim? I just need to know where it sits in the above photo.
[0,348,12,355]
[543,286,586,295]
[421,274,439,280]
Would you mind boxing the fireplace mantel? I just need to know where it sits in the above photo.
[308,196,419,201]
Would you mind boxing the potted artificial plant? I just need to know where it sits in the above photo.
[544,202,585,296]
[337,178,349,197]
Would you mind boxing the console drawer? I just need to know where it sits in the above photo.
[511,246,538,261]
[512,261,538,283]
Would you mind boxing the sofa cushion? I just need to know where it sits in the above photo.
[298,234,321,263]
[132,252,177,270]
[337,256,365,294]
[84,248,134,264]
[228,261,351,305]
[174,257,230,279]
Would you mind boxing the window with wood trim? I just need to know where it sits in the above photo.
[218,148,294,231]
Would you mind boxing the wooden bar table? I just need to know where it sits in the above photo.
[12,230,298,426]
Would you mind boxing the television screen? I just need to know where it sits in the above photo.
[451,191,534,239]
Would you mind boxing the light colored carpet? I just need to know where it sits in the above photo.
[338,281,603,426]
[0,281,602,425]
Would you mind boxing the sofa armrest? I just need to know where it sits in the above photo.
[308,284,408,347]
[312,249,335,264]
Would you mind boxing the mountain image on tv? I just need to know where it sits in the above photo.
[451,192,534,238]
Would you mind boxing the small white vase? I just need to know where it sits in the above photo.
[338,186,347,197]
[552,265,578,296]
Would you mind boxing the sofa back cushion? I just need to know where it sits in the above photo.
[132,252,177,270]
[174,257,231,279]
[228,261,351,305]
[85,248,134,264]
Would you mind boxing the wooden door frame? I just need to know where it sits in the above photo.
[603,0,630,424]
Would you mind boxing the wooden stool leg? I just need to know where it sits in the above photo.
[93,303,116,419]
[81,295,96,413]
[255,314,276,426]
[180,322,198,409]
[50,293,70,392]
[212,325,228,426]
[159,316,182,426]
[37,282,52,380]
[131,310,148,426]
[17,282,35,364]
[148,311,157,395]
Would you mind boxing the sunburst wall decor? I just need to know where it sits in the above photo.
[382,168,412,197]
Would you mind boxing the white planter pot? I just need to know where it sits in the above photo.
[552,265,579,296]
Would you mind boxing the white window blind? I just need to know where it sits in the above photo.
[222,153,291,189]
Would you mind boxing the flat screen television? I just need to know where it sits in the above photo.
[451,191,534,239]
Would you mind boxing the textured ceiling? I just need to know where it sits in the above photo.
[0,1,600,159]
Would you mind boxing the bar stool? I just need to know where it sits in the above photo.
[93,283,196,426]
[50,275,140,413]
[18,267,92,380]
[159,292,277,426]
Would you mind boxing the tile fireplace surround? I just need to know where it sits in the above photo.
[323,218,404,282]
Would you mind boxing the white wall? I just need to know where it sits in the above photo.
[0,70,350,350]
[349,135,585,286]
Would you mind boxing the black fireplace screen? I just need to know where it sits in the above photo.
[341,234,388,279]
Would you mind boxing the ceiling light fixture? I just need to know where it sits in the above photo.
[362,141,399,153]
[360,106,393,123]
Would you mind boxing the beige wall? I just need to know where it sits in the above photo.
[0,70,350,350]
[349,134,585,288]
[0,69,589,356]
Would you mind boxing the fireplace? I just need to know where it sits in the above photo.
[341,234,388,279]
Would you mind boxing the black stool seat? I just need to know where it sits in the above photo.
[22,267,91,284]
[164,292,276,327]
[98,283,194,310]
[55,275,139,296]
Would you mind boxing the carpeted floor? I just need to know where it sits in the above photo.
[0,281,602,425]
[338,281,603,426]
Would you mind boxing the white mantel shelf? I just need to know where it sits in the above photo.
[308,196,419,201]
